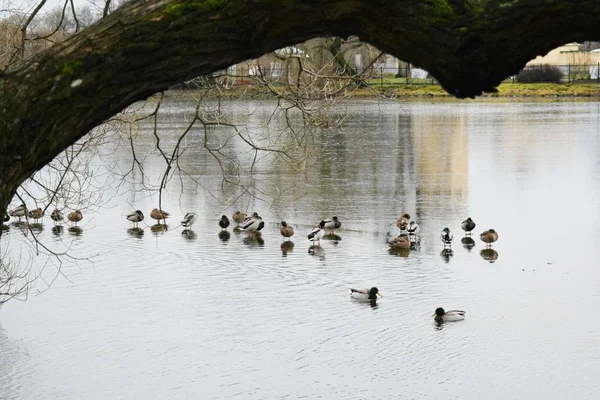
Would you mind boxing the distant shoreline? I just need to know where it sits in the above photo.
[164,82,600,100]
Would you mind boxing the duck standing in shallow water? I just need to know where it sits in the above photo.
[396,213,411,231]
[388,235,410,249]
[432,307,466,323]
[50,209,63,225]
[280,221,294,241]
[181,212,197,229]
[67,210,83,226]
[307,220,326,245]
[480,229,499,247]
[126,210,144,228]
[240,213,264,236]
[28,207,44,222]
[441,227,453,247]
[350,287,382,301]
[8,205,27,222]
[219,215,230,230]
[232,211,246,225]
[461,217,476,235]
[407,221,420,236]
[323,216,341,234]
[150,208,170,224]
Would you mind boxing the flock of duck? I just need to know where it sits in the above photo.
[4,205,498,323]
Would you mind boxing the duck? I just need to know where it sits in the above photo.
[50,209,63,224]
[3,214,9,222]
[242,212,259,224]
[219,215,230,230]
[407,220,420,235]
[350,287,382,301]
[240,212,264,235]
[461,217,476,235]
[432,307,466,323]
[181,212,197,229]
[441,227,453,247]
[126,210,144,228]
[323,216,341,234]
[480,229,499,247]
[396,213,410,230]
[232,211,246,224]
[67,210,83,226]
[27,207,44,222]
[8,204,27,221]
[307,220,326,245]
[388,235,410,249]
[280,221,294,241]
[150,208,170,223]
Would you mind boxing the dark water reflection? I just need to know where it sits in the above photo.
[1,100,600,399]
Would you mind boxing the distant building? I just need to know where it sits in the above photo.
[526,43,600,65]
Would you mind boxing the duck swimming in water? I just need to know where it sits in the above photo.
[350,287,382,301]
[432,307,466,323]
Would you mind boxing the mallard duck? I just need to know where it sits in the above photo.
[242,212,259,224]
[126,210,144,227]
[388,235,410,249]
[480,229,499,247]
[232,211,246,224]
[396,213,410,230]
[280,221,294,240]
[27,207,44,221]
[181,212,197,229]
[219,215,230,230]
[323,216,341,234]
[432,307,466,323]
[407,220,420,235]
[50,209,63,224]
[461,217,476,235]
[441,227,453,247]
[8,204,27,221]
[350,287,382,301]
[67,210,83,226]
[150,208,170,223]
[240,213,264,235]
[307,220,326,245]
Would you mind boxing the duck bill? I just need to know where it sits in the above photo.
[431,312,436,317]
[377,292,382,297]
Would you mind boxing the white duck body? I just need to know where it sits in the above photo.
[323,216,341,232]
[433,308,466,322]
[181,212,198,228]
[440,228,453,245]
[127,210,144,224]
[350,287,381,301]
[240,214,264,233]
[408,221,420,235]
[307,221,326,244]
[9,205,27,218]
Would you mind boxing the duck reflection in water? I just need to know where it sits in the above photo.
[29,222,44,233]
[461,236,476,252]
[281,240,294,256]
[308,245,325,259]
[388,247,410,257]
[218,230,230,242]
[51,225,63,236]
[243,232,264,247]
[480,248,499,262]
[322,233,341,243]
[440,248,454,263]
[68,226,83,236]
[127,227,144,238]
[150,223,168,234]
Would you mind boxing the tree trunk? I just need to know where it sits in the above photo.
[1,0,600,222]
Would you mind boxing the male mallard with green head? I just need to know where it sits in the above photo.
[350,287,382,301]
[432,307,466,323]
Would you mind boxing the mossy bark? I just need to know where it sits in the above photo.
[1,0,600,224]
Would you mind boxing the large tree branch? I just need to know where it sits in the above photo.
[1,0,600,216]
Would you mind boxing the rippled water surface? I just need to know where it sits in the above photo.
[1,100,600,399]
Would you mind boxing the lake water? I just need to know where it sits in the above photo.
[1,99,599,399]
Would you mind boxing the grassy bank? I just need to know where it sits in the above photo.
[165,82,600,100]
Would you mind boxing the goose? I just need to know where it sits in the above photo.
[388,235,411,249]
[280,221,294,241]
[432,307,466,323]
[50,209,63,224]
[232,211,246,224]
[67,210,83,226]
[323,216,341,234]
[8,204,27,221]
[441,227,453,247]
[396,213,410,230]
[350,287,382,301]
[28,207,44,222]
[307,220,326,245]
[181,212,197,229]
[461,217,476,235]
[407,220,420,235]
[219,215,230,230]
[480,229,499,247]
[240,213,264,235]
[126,210,144,227]
[150,208,170,223]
